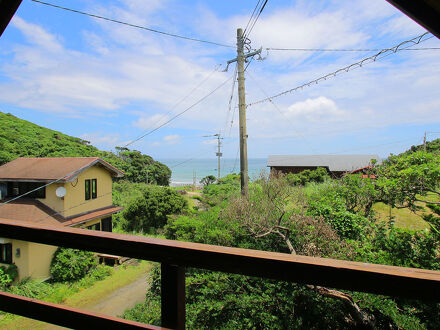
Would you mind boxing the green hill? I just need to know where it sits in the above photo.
[405,138,440,154]
[0,111,171,185]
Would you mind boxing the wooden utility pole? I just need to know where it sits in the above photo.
[215,134,223,180]
[424,132,427,152]
[225,28,261,195]
[237,28,249,195]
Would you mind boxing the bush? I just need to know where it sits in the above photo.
[305,183,368,240]
[120,185,187,233]
[0,267,12,289]
[50,248,97,282]
[285,167,329,186]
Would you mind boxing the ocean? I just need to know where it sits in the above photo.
[158,158,268,185]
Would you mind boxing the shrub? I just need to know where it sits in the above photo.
[50,248,97,282]
[0,267,12,289]
[121,185,187,233]
[285,167,329,186]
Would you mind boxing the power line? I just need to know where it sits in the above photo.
[248,32,433,107]
[31,0,234,48]
[122,76,233,148]
[126,64,222,150]
[243,0,262,36]
[266,47,440,52]
[245,0,269,39]
[222,64,238,137]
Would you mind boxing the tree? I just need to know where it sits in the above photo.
[50,248,97,282]
[121,185,187,233]
[200,175,216,186]
[376,151,440,210]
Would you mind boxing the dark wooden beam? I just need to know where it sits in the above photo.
[386,0,440,39]
[0,0,22,37]
[0,292,163,329]
[161,264,186,329]
[0,219,439,301]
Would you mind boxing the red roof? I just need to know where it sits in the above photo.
[0,199,122,227]
[0,157,124,182]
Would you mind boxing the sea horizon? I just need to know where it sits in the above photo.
[158,158,268,185]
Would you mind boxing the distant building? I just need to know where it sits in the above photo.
[0,157,124,281]
[267,154,381,178]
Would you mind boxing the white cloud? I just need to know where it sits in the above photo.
[80,132,122,149]
[133,114,170,130]
[163,134,181,144]
[12,16,63,53]
[286,96,344,122]
[1,1,440,159]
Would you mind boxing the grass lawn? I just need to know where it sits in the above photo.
[373,202,430,231]
[373,192,438,231]
[0,261,151,329]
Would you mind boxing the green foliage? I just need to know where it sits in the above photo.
[376,151,440,210]
[4,264,112,307]
[114,148,171,185]
[202,173,240,205]
[0,267,12,288]
[118,183,187,233]
[285,167,329,186]
[305,183,368,240]
[199,175,216,186]
[0,264,18,286]
[121,148,440,328]
[406,138,440,154]
[336,174,378,216]
[0,112,171,185]
[50,248,98,282]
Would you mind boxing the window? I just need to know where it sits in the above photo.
[85,179,91,200]
[87,223,101,231]
[101,217,112,232]
[6,182,45,198]
[91,179,97,199]
[0,243,12,264]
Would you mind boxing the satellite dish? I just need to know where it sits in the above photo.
[56,187,66,198]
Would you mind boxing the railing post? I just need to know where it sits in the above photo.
[161,263,186,329]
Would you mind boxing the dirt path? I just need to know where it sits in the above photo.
[84,271,148,316]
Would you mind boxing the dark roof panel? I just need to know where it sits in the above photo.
[0,157,124,182]
[267,154,381,172]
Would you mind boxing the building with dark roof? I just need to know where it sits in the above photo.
[267,154,381,177]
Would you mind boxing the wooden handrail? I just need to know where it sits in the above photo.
[0,219,439,301]
[0,291,163,329]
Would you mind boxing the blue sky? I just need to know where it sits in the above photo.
[1,0,439,160]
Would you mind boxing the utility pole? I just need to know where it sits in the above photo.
[203,133,223,180]
[224,28,262,195]
[225,29,261,195]
[193,170,196,191]
[215,134,223,180]
[237,28,248,196]
[423,132,427,152]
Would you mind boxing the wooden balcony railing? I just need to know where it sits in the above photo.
[0,218,439,329]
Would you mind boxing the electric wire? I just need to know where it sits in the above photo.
[245,0,269,39]
[266,47,440,52]
[248,32,433,106]
[243,0,262,36]
[121,64,222,150]
[122,75,234,148]
[222,64,238,137]
[31,0,234,48]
